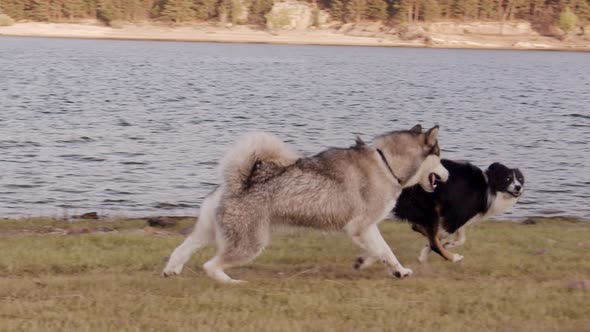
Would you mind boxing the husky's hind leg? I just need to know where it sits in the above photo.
[203,206,270,284]
[162,189,221,277]
[203,251,259,285]
[203,237,267,284]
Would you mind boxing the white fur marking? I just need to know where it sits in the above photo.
[486,193,519,218]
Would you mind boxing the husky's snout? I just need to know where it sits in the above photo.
[429,164,449,190]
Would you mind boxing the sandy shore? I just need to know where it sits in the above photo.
[0,22,418,47]
[2,22,589,51]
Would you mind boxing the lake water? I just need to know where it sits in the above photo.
[1,36,589,220]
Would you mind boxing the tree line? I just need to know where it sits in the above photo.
[1,0,588,30]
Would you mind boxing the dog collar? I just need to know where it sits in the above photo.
[376,149,402,185]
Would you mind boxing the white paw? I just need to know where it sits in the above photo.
[392,266,413,278]
[452,254,464,263]
[161,270,177,277]
[162,264,183,277]
[226,279,247,285]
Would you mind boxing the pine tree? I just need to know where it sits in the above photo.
[510,0,529,19]
[454,0,478,19]
[230,0,245,23]
[366,0,388,20]
[397,0,416,21]
[248,0,273,24]
[30,0,51,21]
[97,0,122,24]
[0,0,584,28]
[329,0,346,21]
[62,0,87,20]
[347,0,367,22]
[479,0,496,19]
[161,0,196,22]
[49,0,65,20]
[218,0,230,22]
[0,0,27,19]
[423,0,441,20]
[436,0,453,17]
[558,6,578,32]
[120,0,144,21]
[571,0,590,23]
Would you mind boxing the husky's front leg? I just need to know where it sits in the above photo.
[353,253,379,270]
[350,223,412,278]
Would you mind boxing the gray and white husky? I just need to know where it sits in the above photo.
[162,125,449,283]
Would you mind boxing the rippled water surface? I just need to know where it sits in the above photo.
[1,36,589,219]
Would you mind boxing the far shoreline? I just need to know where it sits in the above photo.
[4,33,590,53]
[1,22,589,52]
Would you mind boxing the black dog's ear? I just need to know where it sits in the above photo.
[488,162,503,171]
[410,124,422,134]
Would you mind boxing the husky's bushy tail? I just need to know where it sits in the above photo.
[220,132,300,193]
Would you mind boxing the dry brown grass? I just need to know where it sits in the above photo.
[0,217,588,331]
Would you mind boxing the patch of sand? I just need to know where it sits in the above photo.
[0,22,414,47]
[1,22,589,51]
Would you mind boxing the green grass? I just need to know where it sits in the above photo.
[0,218,589,331]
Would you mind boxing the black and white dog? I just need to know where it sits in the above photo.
[394,160,524,263]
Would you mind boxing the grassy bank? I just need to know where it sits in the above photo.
[0,217,588,331]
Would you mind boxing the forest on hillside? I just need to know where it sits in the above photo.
[1,0,588,32]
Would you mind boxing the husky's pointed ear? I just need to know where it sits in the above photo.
[425,125,439,146]
[354,136,365,148]
[410,124,422,134]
